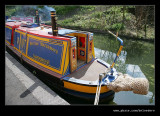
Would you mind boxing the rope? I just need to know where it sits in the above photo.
[94,74,104,105]
[107,72,149,95]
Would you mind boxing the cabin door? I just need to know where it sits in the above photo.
[70,37,77,73]
[86,33,93,63]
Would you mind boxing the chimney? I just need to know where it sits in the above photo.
[36,10,40,26]
[50,10,58,36]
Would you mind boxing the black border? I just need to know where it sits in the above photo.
[2,0,159,113]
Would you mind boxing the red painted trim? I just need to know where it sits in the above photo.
[11,25,20,46]
[16,28,70,41]
[79,49,85,57]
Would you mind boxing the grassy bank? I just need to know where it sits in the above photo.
[53,5,155,41]
[6,5,155,41]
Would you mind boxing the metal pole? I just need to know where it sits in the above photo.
[107,30,123,74]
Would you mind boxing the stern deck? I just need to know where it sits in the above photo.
[67,60,107,81]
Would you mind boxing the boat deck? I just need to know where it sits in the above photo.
[67,60,107,81]
[77,59,86,67]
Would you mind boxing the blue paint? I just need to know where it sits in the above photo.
[27,24,39,28]
[13,31,21,49]
[97,59,109,68]
[62,76,71,80]
[103,74,115,83]
[113,56,118,63]
[27,37,64,70]
[20,34,27,54]
[110,68,114,75]
[5,27,12,43]
[117,37,123,46]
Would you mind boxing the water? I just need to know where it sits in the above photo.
[94,33,155,105]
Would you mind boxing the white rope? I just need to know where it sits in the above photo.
[94,74,103,105]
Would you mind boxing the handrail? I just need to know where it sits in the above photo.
[107,30,123,74]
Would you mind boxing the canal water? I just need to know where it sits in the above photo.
[93,33,155,105]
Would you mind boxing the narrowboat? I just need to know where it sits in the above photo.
[5,9,123,103]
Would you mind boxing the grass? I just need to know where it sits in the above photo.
[5,5,155,40]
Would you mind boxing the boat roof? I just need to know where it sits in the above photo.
[5,21,81,41]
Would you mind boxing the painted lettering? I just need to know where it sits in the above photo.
[40,42,58,54]
[30,42,39,46]
[33,54,50,65]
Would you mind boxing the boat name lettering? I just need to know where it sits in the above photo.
[49,39,63,44]
[40,42,58,54]
[17,36,26,49]
[30,42,39,46]
[33,54,50,65]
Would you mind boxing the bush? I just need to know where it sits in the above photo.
[91,11,103,18]
[111,23,125,31]
[53,6,79,15]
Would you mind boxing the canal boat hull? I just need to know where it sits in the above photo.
[5,20,115,103]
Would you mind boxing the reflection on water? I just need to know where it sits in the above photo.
[94,33,155,105]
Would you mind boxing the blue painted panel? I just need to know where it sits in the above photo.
[27,37,64,70]
[20,34,27,54]
[13,31,20,50]
[5,27,12,43]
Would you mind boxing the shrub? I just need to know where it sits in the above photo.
[111,23,125,31]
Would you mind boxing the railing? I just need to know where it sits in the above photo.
[107,30,123,74]
[94,31,124,105]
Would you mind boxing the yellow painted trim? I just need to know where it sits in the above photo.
[117,45,123,56]
[92,39,95,58]
[62,44,69,75]
[63,81,110,94]
[13,30,69,75]
[15,30,26,35]
[5,26,12,30]
[111,62,115,68]
[19,34,21,50]
[27,34,50,42]
[5,40,11,45]
[14,42,64,74]
[23,53,63,74]
[14,46,21,53]
[25,36,68,74]
[25,36,29,56]
[60,41,68,73]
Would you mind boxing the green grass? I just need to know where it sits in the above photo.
[5,5,155,40]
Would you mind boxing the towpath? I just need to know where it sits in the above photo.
[5,51,69,105]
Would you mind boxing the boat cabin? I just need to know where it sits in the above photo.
[5,10,116,102]
[5,21,95,77]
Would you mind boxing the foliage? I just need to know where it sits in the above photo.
[52,5,79,15]
[110,23,125,31]
[5,5,155,39]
